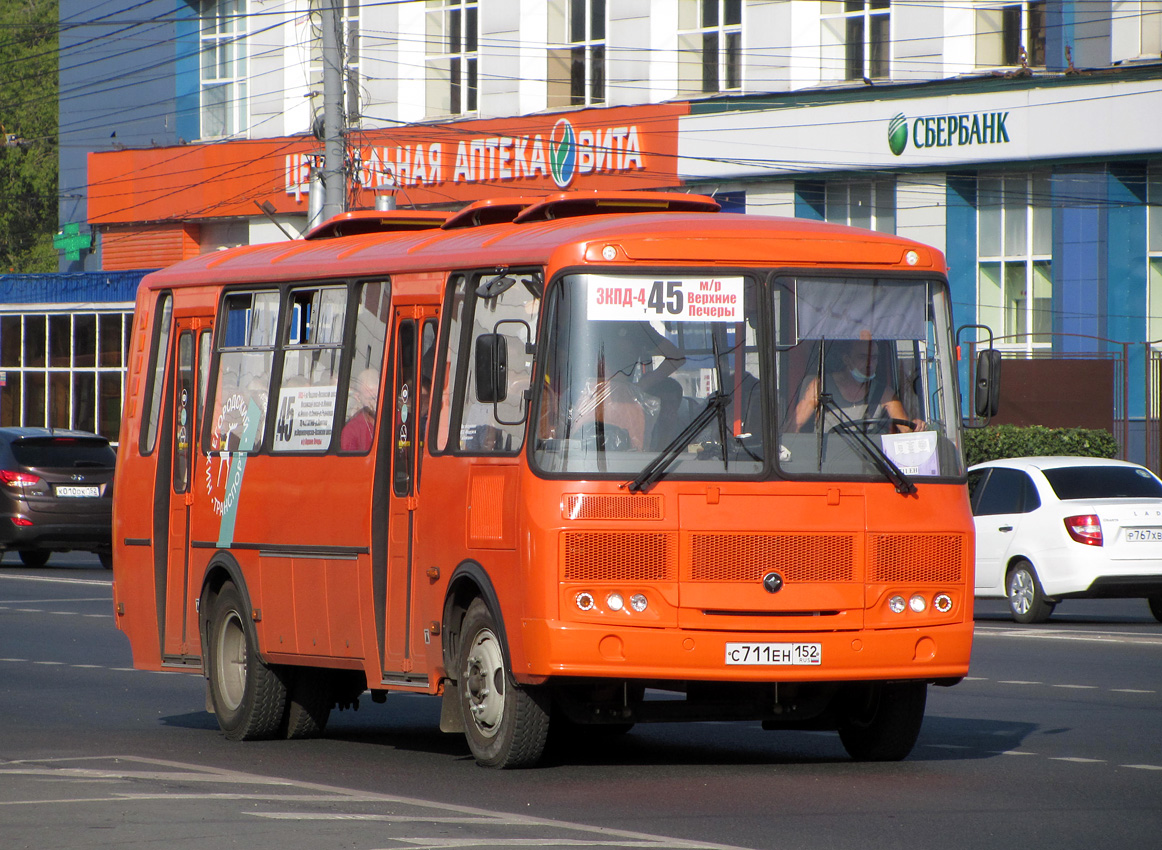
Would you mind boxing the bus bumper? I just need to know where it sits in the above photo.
[518,618,972,684]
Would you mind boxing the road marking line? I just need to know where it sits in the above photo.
[1111,688,1156,694]
[1050,757,1105,763]
[0,574,110,586]
[1051,684,1099,690]
[999,750,1039,756]
[1123,764,1162,771]
[0,597,109,603]
[975,625,1162,646]
[390,841,684,848]
[0,756,758,850]
[997,680,1042,685]
[250,813,536,824]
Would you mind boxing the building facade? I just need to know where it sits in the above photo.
[44,1,1162,451]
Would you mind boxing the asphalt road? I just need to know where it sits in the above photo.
[2,552,1161,850]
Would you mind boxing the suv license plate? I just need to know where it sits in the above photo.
[56,485,99,498]
[725,642,822,666]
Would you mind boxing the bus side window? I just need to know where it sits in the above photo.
[457,270,541,455]
[273,285,347,453]
[416,318,437,484]
[339,280,390,454]
[434,275,467,453]
[393,321,417,496]
[209,291,278,454]
[139,293,173,455]
[197,329,212,439]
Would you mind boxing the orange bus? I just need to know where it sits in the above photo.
[112,192,977,767]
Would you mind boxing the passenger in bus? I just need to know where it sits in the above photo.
[568,322,683,451]
[341,368,380,451]
[790,338,924,433]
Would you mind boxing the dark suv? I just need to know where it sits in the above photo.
[0,428,116,569]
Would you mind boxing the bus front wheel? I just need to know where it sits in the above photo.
[837,681,927,761]
[457,598,550,768]
[206,581,288,741]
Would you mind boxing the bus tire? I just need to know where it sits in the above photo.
[457,598,550,768]
[284,668,333,739]
[837,681,927,762]
[206,580,288,741]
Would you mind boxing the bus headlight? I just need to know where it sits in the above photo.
[934,593,953,613]
[909,594,927,613]
[576,592,596,611]
[606,593,624,612]
[630,594,648,612]
[889,595,906,614]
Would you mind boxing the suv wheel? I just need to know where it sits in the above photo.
[18,550,50,568]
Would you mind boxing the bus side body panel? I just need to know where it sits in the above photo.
[112,285,166,669]
[113,283,219,670]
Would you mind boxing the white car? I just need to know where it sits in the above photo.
[969,456,1162,623]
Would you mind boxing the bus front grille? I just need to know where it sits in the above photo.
[868,533,965,583]
[562,531,677,581]
[688,533,856,582]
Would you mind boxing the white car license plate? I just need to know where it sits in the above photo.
[725,642,821,666]
[1125,528,1162,543]
[55,485,100,498]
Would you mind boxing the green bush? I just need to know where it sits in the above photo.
[963,424,1118,467]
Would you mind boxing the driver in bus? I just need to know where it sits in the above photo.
[790,337,924,433]
[568,322,683,451]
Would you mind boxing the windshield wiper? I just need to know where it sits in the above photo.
[624,392,729,494]
[818,393,916,496]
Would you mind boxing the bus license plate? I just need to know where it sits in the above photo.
[55,485,99,498]
[725,642,821,666]
[1125,528,1162,543]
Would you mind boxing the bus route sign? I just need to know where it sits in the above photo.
[585,275,744,323]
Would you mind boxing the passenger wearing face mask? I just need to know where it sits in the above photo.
[790,338,923,433]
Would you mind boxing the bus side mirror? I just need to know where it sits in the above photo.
[974,349,1001,418]
[474,334,508,403]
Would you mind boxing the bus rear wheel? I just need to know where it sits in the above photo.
[206,581,288,741]
[284,668,333,739]
[837,681,927,761]
[457,598,550,768]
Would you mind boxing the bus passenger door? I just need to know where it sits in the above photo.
[383,308,440,683]
[162,320,210,661]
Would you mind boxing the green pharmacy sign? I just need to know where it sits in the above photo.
[54,223,91,261]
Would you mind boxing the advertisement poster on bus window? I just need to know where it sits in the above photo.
[585,275,745,323]
[273,385,338,451]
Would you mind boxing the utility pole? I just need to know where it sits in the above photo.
[318,0,345,222]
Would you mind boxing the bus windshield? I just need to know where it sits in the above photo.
[532,271,964,482]
[534,272,764,478]
[774,275,964,481]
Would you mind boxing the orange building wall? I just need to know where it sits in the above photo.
[101,224,201,271]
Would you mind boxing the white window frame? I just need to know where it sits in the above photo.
[570,0,606,106]
[825,179,896,234]
[1146,166,1162,348]
[975,2,1048,69]
[0,310,132,442]
[200,0,249,140]
[425,0,478,118]
[821,1,891,82]
[678,0,742,95]
[976,172,1054,354]
[309,0,361,129]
